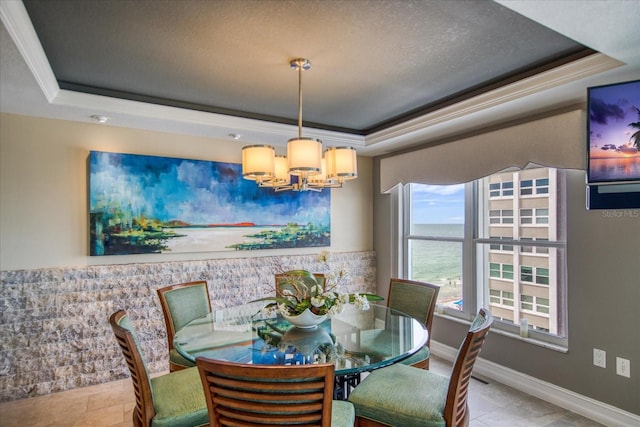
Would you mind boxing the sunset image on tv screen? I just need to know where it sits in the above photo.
[588,80,640,183]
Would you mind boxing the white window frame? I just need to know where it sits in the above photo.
[401,168,568,349]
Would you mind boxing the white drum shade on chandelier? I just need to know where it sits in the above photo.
[241,58,357,192]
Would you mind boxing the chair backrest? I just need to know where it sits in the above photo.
[157,281,211,352]
[387,278,440,346]
[109,310,155,427]
[443,308,493,427]
[196,358,336,427]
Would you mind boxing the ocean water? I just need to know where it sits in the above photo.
[409,224,464,304]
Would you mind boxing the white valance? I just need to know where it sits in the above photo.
[380,109,585,192]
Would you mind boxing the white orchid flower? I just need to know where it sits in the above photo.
[311,296,325,308]
[338,293,349,304]
[277,303,292,316]
[353,294,371,310]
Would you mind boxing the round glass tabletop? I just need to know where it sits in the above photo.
[174,302,428,377]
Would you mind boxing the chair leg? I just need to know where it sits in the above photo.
[410,358,429,370]
[169,362,189,372]
[355,417,392,427]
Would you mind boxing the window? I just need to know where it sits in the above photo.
[521,266,549,285]
[490,289,514,307]
[536,208,549,224]
[489,209,513,224]
[521,238,549,254]
[535,178,549,194]
[520,180,533,195]
[490,263,514,280]
[489,237,513,252]
[521,295,550,314]
[521,178,549,196]
[404,167,567,347]
[520,209,533,224]
[521,208,549,225]
[489,181,513,198]
[406,183,465,311]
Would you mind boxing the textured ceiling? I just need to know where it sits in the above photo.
[20,0,591,134]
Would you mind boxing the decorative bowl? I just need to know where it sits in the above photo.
[282,308,327,329]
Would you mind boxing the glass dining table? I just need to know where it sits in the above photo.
[174,301,428,399]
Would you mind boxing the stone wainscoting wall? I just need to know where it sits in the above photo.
[0,251,376,402]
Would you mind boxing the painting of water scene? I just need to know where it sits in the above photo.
[588,79,640,183]
[89,151,330,255]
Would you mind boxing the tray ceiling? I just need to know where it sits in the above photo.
[21,0,590,134]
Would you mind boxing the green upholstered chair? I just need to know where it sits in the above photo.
[157,281,211,372]
[347,308,492,427]
[196,358,355,427]
[387,278,440,369]
[109,310,208,427]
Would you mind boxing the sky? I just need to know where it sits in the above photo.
[89,151,330,226]
[411,183,465,224]
[589,80,640,156]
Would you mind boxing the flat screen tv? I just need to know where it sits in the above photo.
[587,79,640,185]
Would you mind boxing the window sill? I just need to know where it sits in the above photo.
[434,312,568,353]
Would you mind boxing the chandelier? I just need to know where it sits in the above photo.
[241,58,357,192]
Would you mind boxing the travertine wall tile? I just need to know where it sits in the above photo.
[0,251,375,402]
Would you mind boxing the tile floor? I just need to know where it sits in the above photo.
[0,356,603,427]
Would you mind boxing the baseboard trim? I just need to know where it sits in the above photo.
[431,341,640,426]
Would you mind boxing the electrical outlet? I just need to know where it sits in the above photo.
[616,357,630,378]
[593,348,606,368]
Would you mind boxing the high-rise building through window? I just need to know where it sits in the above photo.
[484,168,562,334]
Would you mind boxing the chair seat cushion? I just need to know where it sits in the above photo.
[150,366,208,427]
[400,345,430,366]
[169,348,195,369]
[331,400,356,427]
[348,364,449,427]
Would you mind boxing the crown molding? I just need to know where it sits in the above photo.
[364,53,623,150]
[0,0,58,102]
[53,88,366,147]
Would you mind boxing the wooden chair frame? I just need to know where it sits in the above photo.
[196,358,337,426]
[109,310,155,427]
[157,281,211,371]
[443,308,492,426]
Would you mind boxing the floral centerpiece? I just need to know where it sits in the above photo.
[254,252,383,328]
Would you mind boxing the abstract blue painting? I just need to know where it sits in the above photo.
[89,151,330,255]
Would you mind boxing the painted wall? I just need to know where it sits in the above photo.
[373,158,640,415]
[0,113,373,270]
[0,112,375,401]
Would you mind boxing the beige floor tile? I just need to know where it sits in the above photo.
[0,356,607,427]
[72,403,126,427]
[0,397,37,427]
[86,383,135,411]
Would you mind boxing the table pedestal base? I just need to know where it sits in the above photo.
[334,372,361,400]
